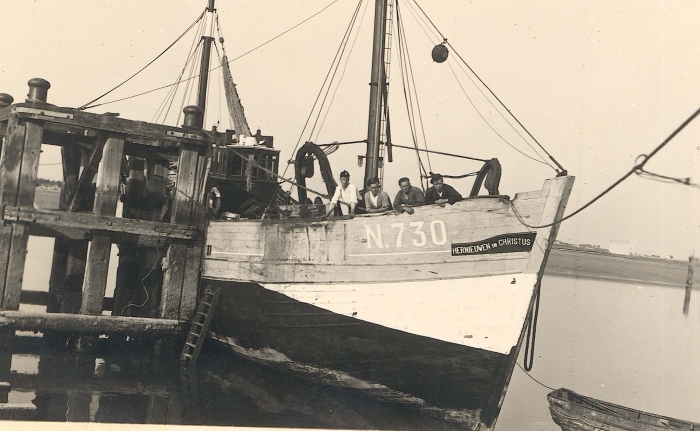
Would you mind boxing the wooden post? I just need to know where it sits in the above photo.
[47,144,84,314]
[0,118,44,310]
[80,133,124,315]
[683,255,694,315]
[160,144,199,319]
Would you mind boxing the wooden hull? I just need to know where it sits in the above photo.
[548,388,699,431]
[202,176,574,430]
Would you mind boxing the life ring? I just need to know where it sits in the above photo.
[207,186,222,217]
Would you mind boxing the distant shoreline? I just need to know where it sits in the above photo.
[546,245,696,288]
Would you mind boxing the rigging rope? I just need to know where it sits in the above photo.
[77,11,205,111]
[77,0,342,111]
[280,0,365,193]
[510,104,700,229]
[395,2,430,181]
[406,0,565,174]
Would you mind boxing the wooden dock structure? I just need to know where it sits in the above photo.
[0,79,213,356]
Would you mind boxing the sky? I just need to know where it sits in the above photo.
[1,0,699,259]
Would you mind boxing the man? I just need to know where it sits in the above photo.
[393,177,425,214]
[425,173,463,206]
[363,177,392,213]
[326,170,361,217]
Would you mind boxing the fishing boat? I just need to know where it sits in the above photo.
[193,1,573,429]
[548,388,699,431]
[0,0,572,429]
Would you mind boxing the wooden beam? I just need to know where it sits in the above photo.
[11,104,210,147]
[80,134,124,315]
[2,120,44,310]
[3,206,198,239]
[160,145,200,319]
[0,311,183,333]
[9,372,172,396]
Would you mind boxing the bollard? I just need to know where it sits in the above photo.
[26,78,51,103]
[0,93,14,108]
[182,105,204,130]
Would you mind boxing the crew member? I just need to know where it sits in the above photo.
[425,174,463,206]
[393,177,424,214]
[364,177,392,213]
[326,170,361,217]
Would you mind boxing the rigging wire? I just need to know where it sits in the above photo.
[154,16,208,124]
[407,0,565,174]
[77,11,206,111]
[314,0,371,142]
[307,0,365,143]
[396,2,432,174]
[445,60,550,167]
[281,0,365,186]
[510,104,700,229]
[395,2,429,181]
[78,0,342,111]
[399,0,554,170]
[516,362,556,392]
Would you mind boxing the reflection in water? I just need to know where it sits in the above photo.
[1,277,699,430]
[4,339,470,429]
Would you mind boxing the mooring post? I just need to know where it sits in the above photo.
[80,133,125,315]
[683,255,694,315]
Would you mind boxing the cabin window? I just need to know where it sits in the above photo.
[231,154,243,176]
[252,154,260,177]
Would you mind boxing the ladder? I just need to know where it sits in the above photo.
[180,286,221,365]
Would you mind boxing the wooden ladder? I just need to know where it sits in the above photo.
[180,286,221,365]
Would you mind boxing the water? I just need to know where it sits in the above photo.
[2,274,699,430]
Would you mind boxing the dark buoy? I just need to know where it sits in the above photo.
[431,44,449,63]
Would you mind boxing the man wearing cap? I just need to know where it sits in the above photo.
[326,170,362,217]
[364,177,392,213]
[425,174,463,206]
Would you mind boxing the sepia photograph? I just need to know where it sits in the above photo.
[0,1,698,430]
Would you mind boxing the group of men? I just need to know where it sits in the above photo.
[325,170,463,217]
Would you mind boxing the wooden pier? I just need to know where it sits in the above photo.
[0,79,212,351]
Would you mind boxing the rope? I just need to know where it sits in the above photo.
[407,0,566,174]
[635,167,700,189]
[523,281,542,371]
[510,104,700,230]
[314,0,370,143]
[516,362,555,392]
[78,0,342,111]
[395,3,429,180]
[77,11,205,110]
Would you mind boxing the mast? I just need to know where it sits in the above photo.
[196,0,216,114]
[364,0,389,188]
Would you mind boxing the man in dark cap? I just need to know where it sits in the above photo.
[425,174,463,206]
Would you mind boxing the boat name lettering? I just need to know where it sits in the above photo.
[365,220,447,249]
[451,232,537,256]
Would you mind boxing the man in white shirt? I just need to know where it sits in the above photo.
[325,170,361,217]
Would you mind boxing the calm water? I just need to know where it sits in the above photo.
[3,237,699,430]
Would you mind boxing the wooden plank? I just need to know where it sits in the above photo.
[69,132,107,212]
[0,404,36,420]
[3,121,44,310]
[8,373,171,396]
[160,243,187,319]
[10,104,211,147]
[80,235,113,315]
[4,206,198,239]
[0,310,183,334]
[0,120,26,207]
[0,227,11,310]
[80,134,124,315]
[160,145,199,319]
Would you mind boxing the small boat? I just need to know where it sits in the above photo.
[548,388,699,431]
